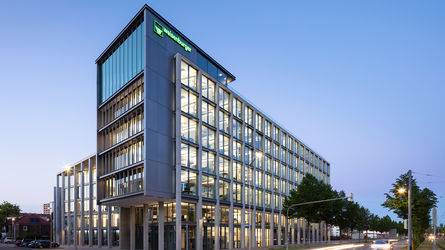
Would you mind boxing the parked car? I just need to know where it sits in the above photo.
[4,237,15,244]
[50,242,60,248]
[16,239,22,246]
[20,239,33,247]
[34,240,51,248]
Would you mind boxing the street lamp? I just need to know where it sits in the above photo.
[397,170,412,250]
[245,151,262,250]
[11,217,16,240]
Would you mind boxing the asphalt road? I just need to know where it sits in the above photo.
[0,244,18,249]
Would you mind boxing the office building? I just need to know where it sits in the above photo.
[43,202,53,215]
[54,4,331,250]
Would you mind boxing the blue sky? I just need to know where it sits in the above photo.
[0,0,444,223]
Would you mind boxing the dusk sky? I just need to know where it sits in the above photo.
[0,0,443,223]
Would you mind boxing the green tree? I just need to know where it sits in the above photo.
[0,201,21,231]
[382,171,437,248]
[283,174,344,225]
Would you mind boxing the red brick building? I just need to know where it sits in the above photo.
[8,213,51,239]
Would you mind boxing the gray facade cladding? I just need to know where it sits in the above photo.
[53,4,332,250]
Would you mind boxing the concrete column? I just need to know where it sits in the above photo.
[74,166,78,247]
[277,214,281,246]
[229,205,234,249]
[312,223,315,244]
[270,212,274,246]
[240,206,245,248]
[196,200,203,250]
[88,160,93,247]
[107,206,112,248]
[291,218,295,245]
[119,207,130,250]
[143,205,149,250]
[130,206,136,250]
[98,205,102,247]
[261,210,265,247]
[158,202,164,250]
[297,218,300,245]
[215,203,220,250]
[327,225,331,242]
[302,219,306,245]
[80,163,85,246]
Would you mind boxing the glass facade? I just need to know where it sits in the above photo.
[100,21,145,103]
[56,156,119,247]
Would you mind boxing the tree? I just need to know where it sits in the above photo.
[382,171,437,248]
[283,174,344,225]
[0,201,21,231]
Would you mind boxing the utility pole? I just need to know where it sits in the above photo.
[408,170,412,250]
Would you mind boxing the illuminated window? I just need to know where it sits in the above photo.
[219,111,230,133]
[218,88,229,111]
[202,150,215,174]
[201,75,215,102]
[233,98,242,119]
[202,101,215,126]
[181,115,198,143]
[181,170,197,195]
[202,125,216,150]
[181,143,197,169]
[181,88,198,117]
[181,61,197,91]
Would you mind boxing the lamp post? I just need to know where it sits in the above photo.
[12,217,16,240]
[285,194,353,250]
[397,170,412,250]
[245,151,262,250]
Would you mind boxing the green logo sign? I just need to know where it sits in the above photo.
[154,20,191,53]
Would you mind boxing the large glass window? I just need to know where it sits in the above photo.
[202,101,215,126]
[181,143,197,169]
[232,120,242,140]
[181,88,198,117]
[265,121,272,138]
[245,127,253,145]
[255,114,263,132]
[219,157,230,179]
[218,88,229,111]
[219,111,230,134]
[245,107,253,126]
[219,180,230,201]
[233,183,242,203]
[219,134,230,156]
[181,61,198,91]
[255,133,262,150]
[233,162,242,182]
[202,125,216,150]
[202,151,216,174]
[181,170,197,195]
[232,141,242,161]
[202,175,215,199]
[181,115,198,143]
[233,98,242,119]
[100,22,144,103]
[201,75,216,102]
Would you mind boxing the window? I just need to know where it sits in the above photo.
[201,75,215,102]
[265,156,272,172]
[218,88,229,111]
[202,175,215,199]
[181,61,197,91]
[219,180,230,201]
[181,115,198,143]
[256,171,263,188]
[255,133,262,150]
[256,190,263,207]
[233,141,242,161]
[233,162,242,182]
[202,125,216,150]
[202,101,215,126]
[233,98,242,119]
[265,121,272,138]
[265,139,271,155]
[219,134,230,156]
[181,170,197,195]
[245,107,253,126]
[233,120,242,140]
[181,88,198,117]
[219,157,230,179]
[265,174,272,191]
[246,167,253,185]
[233,183,242,203]
[255,114,263,131]
[273,126,279,142]
[181,143,197,169]
[244,146,252,165]
[245,127,253,145]
[202,151,215,174]
[219,111,230,133]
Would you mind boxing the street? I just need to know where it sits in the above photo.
[310,240,408,250]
